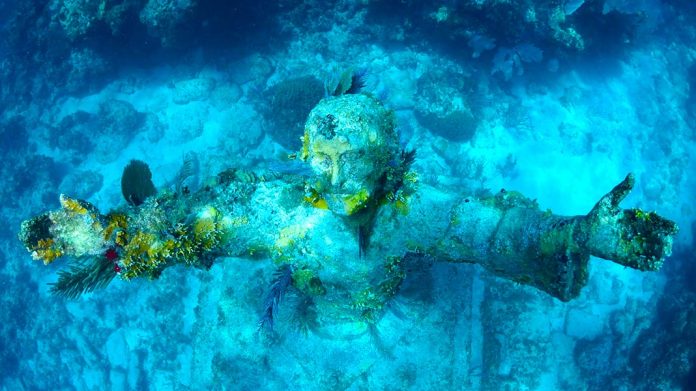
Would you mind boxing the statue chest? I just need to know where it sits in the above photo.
[272,209,405,326]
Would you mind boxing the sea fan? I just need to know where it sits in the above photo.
[345,68,368,95]
[50,256,117,299]
[327,68,368,96]
[289,296,318,336]
[175,151,199,194]
[258,264,294,333]
[121,159,157,206]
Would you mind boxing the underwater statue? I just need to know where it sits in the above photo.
[19,94,678,331]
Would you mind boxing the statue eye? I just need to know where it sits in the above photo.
[341,150,364,162]
[313,154,332,172]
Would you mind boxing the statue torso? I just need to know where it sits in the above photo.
[228,177,456,331]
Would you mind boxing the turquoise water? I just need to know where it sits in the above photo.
[1,1,695,390]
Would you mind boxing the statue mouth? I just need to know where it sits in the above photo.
[320,190,371,216]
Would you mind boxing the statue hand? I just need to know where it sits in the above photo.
[583,174,678,270]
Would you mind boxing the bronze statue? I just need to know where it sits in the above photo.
[18,94,678,331]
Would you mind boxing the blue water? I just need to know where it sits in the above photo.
[1,1,695,390]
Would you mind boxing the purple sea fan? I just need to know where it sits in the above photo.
[258,264,294,333]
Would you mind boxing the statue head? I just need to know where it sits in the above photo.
[300,94,399,216]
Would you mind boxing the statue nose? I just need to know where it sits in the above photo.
[330,162,341,186]
[331,176,347,188]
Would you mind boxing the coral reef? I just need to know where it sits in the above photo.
[139,0,196,46]
[172,77,216,105]
[260,76,325,150]
[414,66,479,142]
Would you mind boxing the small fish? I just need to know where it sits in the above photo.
[264,160,314,177]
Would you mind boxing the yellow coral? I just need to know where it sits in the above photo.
[309,197,329,210]
[635,209,654,222]
[31,238,63,265]
[121,262,146,280]
[102,213,128,242]
[117,207,239,279]
[403,170,419,184]
[301,128,311,161]
[292,268,326,296]
[191,206,232,251]
[59,194,88,215]
[127,231,156,254]
[304,187,329,210]
[115,231,128,247]
[343,189,370,215]
[120,230,178,278]
[273,224,311,260]
[193,217,217,240]
[394,198,410,215]
[120,231,158,277]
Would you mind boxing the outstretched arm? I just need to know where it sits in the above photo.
[433,174,677,301]
[17,170,297,297]
[18,193,241,297]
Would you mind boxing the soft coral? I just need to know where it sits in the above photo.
[258,264,294,333]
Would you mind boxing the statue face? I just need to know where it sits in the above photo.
[301,95,397,216]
